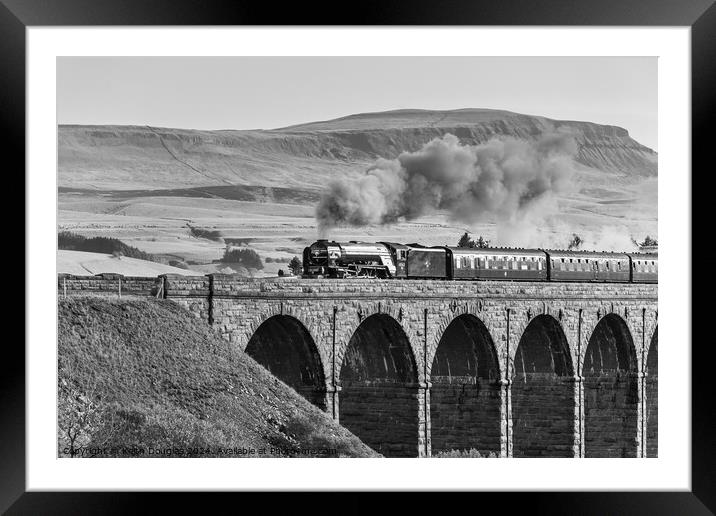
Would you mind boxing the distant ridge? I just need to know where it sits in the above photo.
[275,107,634,137]
[58,108,657,192]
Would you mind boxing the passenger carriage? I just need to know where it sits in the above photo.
[627,252,658,283]
[446,247,547,281]
[545,250,631,283]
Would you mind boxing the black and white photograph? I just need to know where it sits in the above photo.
[5,2,708,506]
[56,55,659,460]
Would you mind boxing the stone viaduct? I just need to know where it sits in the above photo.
[59,273,658,458]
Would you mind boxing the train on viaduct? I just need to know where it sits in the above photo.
[59,272,658,458]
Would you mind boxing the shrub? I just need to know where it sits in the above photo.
[188,226,223,242]
[220,248,263,270]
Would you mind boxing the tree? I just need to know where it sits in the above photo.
[458,232,473,248]
[474,235,490,249]
[641,235,658,247]
[457,232,490,248]
[567,234,583,250]
[288,256,302,276]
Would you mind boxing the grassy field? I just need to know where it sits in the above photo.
[57,250,202,276]
[58,173,657,278]
[58,297,377,458]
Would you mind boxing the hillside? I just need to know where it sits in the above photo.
[58,108,656,193]
[58,298,377,458]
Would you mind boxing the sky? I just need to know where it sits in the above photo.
[57,56,658,150]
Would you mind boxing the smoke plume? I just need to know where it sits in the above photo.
[316,133,578,238]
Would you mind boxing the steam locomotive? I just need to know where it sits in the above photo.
[302,240,658,283]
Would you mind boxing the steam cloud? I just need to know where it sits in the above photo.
[563,225,640,253]
[316,133,578,241]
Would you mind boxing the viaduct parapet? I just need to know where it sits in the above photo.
[59,273,658,459]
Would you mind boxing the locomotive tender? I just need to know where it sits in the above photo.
[302,239,657,283]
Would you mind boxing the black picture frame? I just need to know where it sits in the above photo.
[5,0,712,512]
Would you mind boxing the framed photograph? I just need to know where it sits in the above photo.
[8,0,711,511]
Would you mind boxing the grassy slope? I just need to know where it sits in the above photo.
[58,297,377,458]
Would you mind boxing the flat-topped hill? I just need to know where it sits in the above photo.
[58,108,657,192]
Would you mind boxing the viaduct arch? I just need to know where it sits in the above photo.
[511,314,575,457]
[338,313,420,457]
[244,314,327,410]
[430,314,501,457]
[582,314,639,457]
